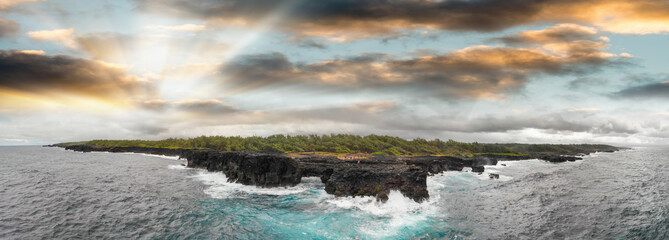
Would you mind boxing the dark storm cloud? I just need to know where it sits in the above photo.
[219,52,297,88]
[614,82,669,99]
[620,74,669,85]
[0,17,19,38]
[136,0,547,40]
[220,39,617,99]
[0,50,152,101]
[136,0,669,40]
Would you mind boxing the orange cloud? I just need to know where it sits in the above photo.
[27,30,230,69]
[0,16,18,38]
[137,0,669,40]
[0,0,43,10]
[218,25,620,100]
[0,50,154,110]
[27,28,77,48]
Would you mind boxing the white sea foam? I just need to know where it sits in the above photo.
[110,151,182,160]
[138,153,181,160]
[179,164,460,238]
[167,164,187,170]
[316,175,453,237]
[192,171,323,199]
[322,190,438,238]
[325,190,433,216]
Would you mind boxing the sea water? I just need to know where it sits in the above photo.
[0,146,667,239]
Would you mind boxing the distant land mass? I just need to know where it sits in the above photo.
[53,134,621,156]
[51,134,624,202]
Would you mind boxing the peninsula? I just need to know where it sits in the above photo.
[50,134,623,202]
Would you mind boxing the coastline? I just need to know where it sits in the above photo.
[51,144,623,202]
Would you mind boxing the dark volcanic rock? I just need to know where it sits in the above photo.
[57,144,611,202]
[64,145,184,156]
[183,150,301,187]
[472,154,532,162]
[539,155,582,163]
[402,156,469,173]
[324,165,429,203]
[295,155,429,202]
[471,166,485,173]
[60,145,430,202]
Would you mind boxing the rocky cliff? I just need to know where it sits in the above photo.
[59,144,608,202]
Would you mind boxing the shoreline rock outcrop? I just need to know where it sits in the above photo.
[57,144,616,202]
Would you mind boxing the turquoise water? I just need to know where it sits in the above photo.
[185,168,468,239]
[1,146,667,239]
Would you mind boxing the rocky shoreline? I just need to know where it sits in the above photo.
[52,144,619,202]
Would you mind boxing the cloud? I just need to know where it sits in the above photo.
[155,99,638,137]
[493,24,600,46]
[455,114,637,134]
[0,0,43,10]
[311,105,638,135]
[620,53,633,58]
[129,123,168,135]
[296,39,328,49]
[568,77,607,90]
[174,99,238,115]
[74,32,135,62]
[219,27,618,100]
[28,30,137,62]
[567,108,599,113]
[0,16,18,38]
[145,23,206,32]
[30,30,229,66]
[220,52,298,89]
[136,0,669,41]
[15,49,45,55]
[0,50,153,107]
[139,99,169,111]
[614,81,669,99]
[27,28,77,48]
[493,24,629,63]
[352,101,397,114]
[0,0,46,39]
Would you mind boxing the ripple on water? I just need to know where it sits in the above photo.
[1,146,666,239]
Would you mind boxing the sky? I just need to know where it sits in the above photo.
[1,0,669,146]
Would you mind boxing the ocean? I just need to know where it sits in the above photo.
[0,146,667,239]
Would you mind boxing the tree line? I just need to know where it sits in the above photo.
[80,134,619,156]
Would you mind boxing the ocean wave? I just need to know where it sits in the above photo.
[191,171,323,199]
[324,190,435,216]
[136,153,181,160]
[167,164,187,170]
[321,190,438,238]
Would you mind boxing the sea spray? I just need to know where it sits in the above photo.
[193,171,323,198]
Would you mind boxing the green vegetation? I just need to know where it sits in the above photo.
[52,141,88,147]
[65,134,620,156]
[476,153,529,157]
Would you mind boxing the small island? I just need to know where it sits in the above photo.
[49,134,623,202]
